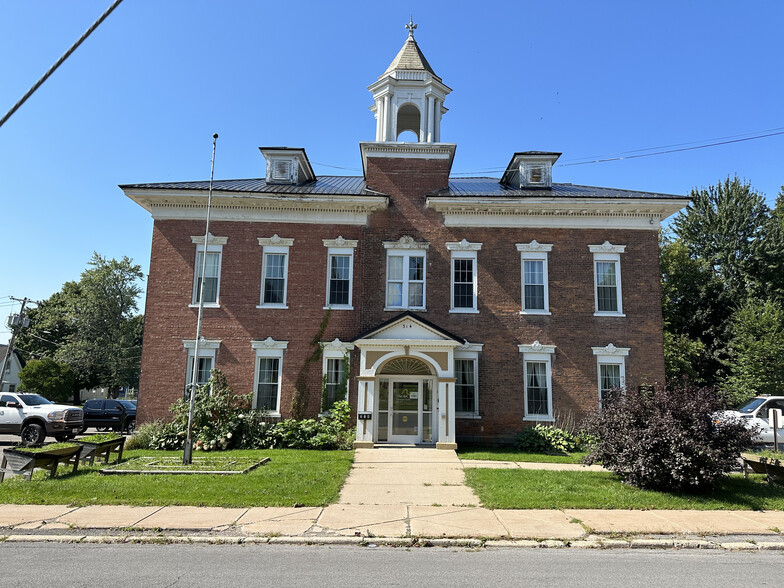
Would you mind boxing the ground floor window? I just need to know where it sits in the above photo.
[323,357,346,410]
[518,342,556,421]
[592,344,629,407]
[251,338,288,415]
[183,339,220,399]
[455,358,477,414]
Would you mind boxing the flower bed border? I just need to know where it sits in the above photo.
[99,456,270,475]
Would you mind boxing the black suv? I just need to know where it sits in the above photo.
[81,399,136,433]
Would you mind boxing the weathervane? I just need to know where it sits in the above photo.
[405,16,417,38]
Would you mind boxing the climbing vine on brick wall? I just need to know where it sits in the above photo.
[290,308,331,419]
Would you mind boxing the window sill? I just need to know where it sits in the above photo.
[258,412,281,418]
[189,303,220,309]
[384,307,426,312]
[323,306,354,311]
[456,413,482,419]
[523,416,555,422]
[593,312,626,317]
[520,310,551,316]
[449,308,479,314]
[257,304,289,310]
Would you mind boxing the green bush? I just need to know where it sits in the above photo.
[515,424,581,454]
[124,420,163,450]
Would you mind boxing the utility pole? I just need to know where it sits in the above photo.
[1,297,31,391]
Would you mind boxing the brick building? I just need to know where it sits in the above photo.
[122,25,688,448]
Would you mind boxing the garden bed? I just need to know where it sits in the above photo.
[741,452,784,484]
[100,455,268,475]
[0,443,83,482]
[76,433,126,466]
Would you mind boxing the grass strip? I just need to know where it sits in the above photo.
[458,446,587,464]
[465,468,784,510]
[0,449,353,507]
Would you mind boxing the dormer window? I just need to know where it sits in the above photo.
[527,165,545,185]
[259,147,316,186]
[500,152,561,190]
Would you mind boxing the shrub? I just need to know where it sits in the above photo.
[515,424,581,454]
[124,420,164,450]
[583,383,758,491]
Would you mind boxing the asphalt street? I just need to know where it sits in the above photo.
[1,543,783,587]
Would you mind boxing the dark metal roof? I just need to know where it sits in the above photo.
[120,176,685,200]
[120,176,375,195]
[440,179,684,200]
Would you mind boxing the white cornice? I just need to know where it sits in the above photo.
[183,339,221,350]
[191,234,228,246]
[354,338,462,349]
[589,241,626,254]
[518,341,556,354]
[320,338,355,351]
[383,235,430,250]
[592,344,630,356]
[360,142,456,177]
[123,189,388,225]
[427,197,687,230]
[323,236,358,249]
[446,239,482,251]
[258,235,294,247]
[456,342,484,353]
[516,240,552,253]
[251,337,289,350]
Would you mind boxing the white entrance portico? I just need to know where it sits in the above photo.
[352,312,467,450]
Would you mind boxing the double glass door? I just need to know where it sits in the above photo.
[377,378,434,444]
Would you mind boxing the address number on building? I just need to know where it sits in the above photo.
[357,412,372,420]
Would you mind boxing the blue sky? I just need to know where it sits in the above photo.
[1,0,782,343]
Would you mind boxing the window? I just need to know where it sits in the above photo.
[8,384,15,393]
[447,240,481,313]
[190,235,227,306]
[590,242,626,316]
[592,344,629,406]
[320,339,353,412]
[252,338,288,414]
[323,237,357,309]
[384,237,429,310]
[258,236,294,309]
[517,241,552,314]
[519,342,556,421]
[183,339,220,398]
[455,359,477,414]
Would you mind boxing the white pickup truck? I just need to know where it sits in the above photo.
[723,396,784,445]
[0,392,84,445]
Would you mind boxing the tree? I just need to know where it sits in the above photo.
[722,298,784,406]
[15,253,144,396]
[18,357,76,403]
[663,177,779,386]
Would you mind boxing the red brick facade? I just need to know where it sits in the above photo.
[136,152,668,445]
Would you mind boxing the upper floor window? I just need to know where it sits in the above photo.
[589,242,626,316]
[592,344,629,406]
[384,236,429,310]
[323,237,358,310]
[190,234,227,307]
[447,240,482,313]
[251,337,288,415]
[258,235,294,309]
[517,241,552,315]
[518,341,556,421]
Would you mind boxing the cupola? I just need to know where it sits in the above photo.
[368,19,452,142]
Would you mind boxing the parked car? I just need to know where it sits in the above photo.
[722,396,784,445]
[0,392,84,445]
[80,399,136,433]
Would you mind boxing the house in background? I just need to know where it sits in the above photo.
[0,344,25,393]
[121,24,689,448]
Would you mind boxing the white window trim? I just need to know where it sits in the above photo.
[183,339,221,390]
[455,342,483,418]
[592,344,629,407]
[383,237,429,311]
[517,241,552,315]
[590,242,626,317]
[258,235,294,309]
[447,240,482,314]
[251,337,288,416]
[319,339,355,415]
[323,237,358,310]
[519,341,556,422]
[189,235,227,308]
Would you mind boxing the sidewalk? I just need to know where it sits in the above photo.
[1,447,783,549]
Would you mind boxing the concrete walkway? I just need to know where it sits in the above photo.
[1,447,783,547]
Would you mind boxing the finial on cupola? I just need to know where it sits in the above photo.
[405,16,417,39]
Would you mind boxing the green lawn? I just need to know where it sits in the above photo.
[458,446,588,464]
[465,468,784,510]
[0,449,353,508]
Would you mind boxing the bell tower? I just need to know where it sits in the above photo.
[368,19,452,142]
